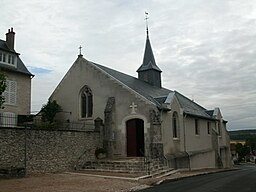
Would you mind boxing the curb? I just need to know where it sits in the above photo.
[64,168,178,182]
[64,172,139,181]
[158,168,239,185]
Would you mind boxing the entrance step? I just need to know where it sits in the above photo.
[80,158,146,173]
[79,157,169,174]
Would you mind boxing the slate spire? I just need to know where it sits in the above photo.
[137,13,162,88]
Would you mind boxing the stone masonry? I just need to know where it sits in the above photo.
[0,127,100,175]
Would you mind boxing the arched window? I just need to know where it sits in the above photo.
[80,86,93,118]
[172,112,179,138]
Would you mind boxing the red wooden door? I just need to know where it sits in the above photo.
[126,119,145,157]
[126,119,137,157]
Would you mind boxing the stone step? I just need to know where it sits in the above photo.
[81,160,146,173]
[79,158,168,174]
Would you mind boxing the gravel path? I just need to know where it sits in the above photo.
[0,173,144,192]
[0,168,235,192]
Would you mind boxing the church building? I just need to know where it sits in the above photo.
[50,25,231,170]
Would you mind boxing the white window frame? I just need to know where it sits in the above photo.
[3,80,17,105]
[172,111,180,139]
[0,51,17,67]
[195,119,200,136]
[79,86,93,119]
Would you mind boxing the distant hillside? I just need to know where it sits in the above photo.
[229,130,256,140]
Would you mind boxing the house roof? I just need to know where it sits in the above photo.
[0,39,33,76]
[89,59,213,119]
[0,39,17,53]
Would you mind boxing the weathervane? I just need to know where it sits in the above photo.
[145,12,149,36]
[78,45,83,56]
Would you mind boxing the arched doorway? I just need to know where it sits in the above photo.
[126,119,145,157]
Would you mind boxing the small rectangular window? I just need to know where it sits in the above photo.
[207,122,211,135]
[3,53,6,62]
[0,52,2,61]
[11,55,15,64]
[195,119,199,135]
[218,122,221,136]
[8,55,11,64]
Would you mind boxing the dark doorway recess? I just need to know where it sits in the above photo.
[126,119,145,157]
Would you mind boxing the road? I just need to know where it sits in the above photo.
[139,165,256,192]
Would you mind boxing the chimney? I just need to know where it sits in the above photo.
[6,28,15,50]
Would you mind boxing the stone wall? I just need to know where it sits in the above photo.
[0,127,100,175]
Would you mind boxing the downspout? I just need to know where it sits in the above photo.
[183,111,191,170]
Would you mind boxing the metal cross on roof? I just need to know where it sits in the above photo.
[145,12,149,25]
[145,12,149,36]
[78,45,83,56]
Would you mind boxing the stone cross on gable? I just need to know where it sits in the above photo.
[130,102,137,114]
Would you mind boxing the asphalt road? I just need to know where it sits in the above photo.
[140,164,256,192]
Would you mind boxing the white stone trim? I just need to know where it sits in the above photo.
[120,114,150,134]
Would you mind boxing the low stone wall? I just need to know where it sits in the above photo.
[0,127,100,175]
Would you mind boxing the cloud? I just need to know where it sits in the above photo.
[28,66,52,75]
[0,0,255,130]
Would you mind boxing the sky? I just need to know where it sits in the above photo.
[0,0,255,131]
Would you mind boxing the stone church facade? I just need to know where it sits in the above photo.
[50,29,231,170]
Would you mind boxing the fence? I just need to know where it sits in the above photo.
[0,112,18,127]
[0,113,99,132]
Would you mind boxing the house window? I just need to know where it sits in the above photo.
[8,55,11,63]
[0,51,17,66]
[80,86,93,118]
[207,122,211,135]
[172,112,179,138]
[11,55,15,64]
[3,80,17,105]
[3,53,6,62]
[195,119,199,135]
[217,121,221,136]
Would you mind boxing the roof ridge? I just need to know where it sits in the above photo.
[174,90,207,110]
[87,59,157,105]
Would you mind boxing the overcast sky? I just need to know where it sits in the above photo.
[1,0,255,131]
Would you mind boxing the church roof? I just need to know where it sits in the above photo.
[92,61,169,105]
[89,59,213,120]
[0,39,33,76]
[136,33,162,72]
[174,91,212,119]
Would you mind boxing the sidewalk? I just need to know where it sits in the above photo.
[0,168,237,192]
[64,168,237,191]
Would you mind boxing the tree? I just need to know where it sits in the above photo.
[0,72,7,108]
[235,143,251,162]
[41,100,62,123]
[246,136,256,155]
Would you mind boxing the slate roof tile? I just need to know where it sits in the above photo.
[90,60,213,119]
[0,39,33,76]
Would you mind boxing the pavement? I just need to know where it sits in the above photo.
[65,167,238,191]
[0,167,238,192]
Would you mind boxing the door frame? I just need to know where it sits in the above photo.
[126,118,145,157]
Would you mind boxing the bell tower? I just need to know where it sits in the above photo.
[137,13,162,88]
